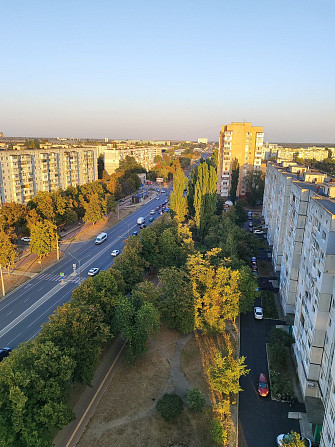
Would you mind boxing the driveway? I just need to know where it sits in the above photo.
[238,311,304,446]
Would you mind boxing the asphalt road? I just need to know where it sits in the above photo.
[0,189,170,349]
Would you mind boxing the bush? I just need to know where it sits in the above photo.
[210,419,228,445]
[260,290,278,319]
[187,387,206,412]
[268,327,295,347]
[156,393,183,422]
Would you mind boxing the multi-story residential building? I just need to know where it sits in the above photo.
[263,161,335,446]
[101,145,163,175]
[0,147,97,204]
[217,122,264,197]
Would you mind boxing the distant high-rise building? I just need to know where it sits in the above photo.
[217,122,264,197]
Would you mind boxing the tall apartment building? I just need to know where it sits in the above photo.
[101,146,163,175]
[217,122,264,197]
[0,147,97,204]
[263,161,335,446]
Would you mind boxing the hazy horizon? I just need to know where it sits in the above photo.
[1,0,334,143]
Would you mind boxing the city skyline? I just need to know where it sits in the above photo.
[1,0,334,142]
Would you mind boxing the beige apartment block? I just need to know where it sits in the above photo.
[217,122,264,197]
[102,146,162,175]
[0,147,97,204]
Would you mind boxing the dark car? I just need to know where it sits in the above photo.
[0,347,11,362]
[140,224,146,229]
[149,216,154,222]
[132,231,138,236]
[257,373,269,397]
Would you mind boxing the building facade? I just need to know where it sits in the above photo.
[102,146,162,175]
[217,122,264,197]
[263,161,335,446]
[0,147,97,204]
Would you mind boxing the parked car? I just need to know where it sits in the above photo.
[251,256,257,262]
[248,221,253,227]
[88,268,100,276]
[257,373,269,397]
[254,306,263,319]
[21,237,31,242]
[277,433,311,446]
[150,209,155,215]
[0,347,11,362]
[249,227,254,232]
[254,229,265,235]
[111,250,120,257]
[132,231,138,236]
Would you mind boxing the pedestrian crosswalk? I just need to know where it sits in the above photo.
[37,272,81,284]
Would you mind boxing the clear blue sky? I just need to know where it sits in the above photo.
[1,0,334,142]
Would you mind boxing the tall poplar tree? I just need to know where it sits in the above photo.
[193,162,217,239]
[169,168,188,222]
[229,158,239,204]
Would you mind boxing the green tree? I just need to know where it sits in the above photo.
[169,167,188,222]
[112,238,145,292]
[0,230,17,274]
[187,387,206,412]
[238,265,258,313]
[158,267,194,333]
[30,220,57,258]
[210,419,228,445]
[208,348,250,396]
[243,169,265,205]
[234,199,248,225]
[156,393,183,422]
[229,158,239,204]
[28,191,56,222]
[131,280,159,306]
[194,162,217,240]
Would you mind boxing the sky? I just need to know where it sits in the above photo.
[1,0,334,142]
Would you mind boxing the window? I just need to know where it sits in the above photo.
[322,231,326,240]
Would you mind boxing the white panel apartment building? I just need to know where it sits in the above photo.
[101,145,163,175]
[263,161,335,446]
[0,147,97,204]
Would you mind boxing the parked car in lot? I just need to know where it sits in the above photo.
[257,373,269,397]
[21,237,31,242]
[254,229,265,235]
[276,433,311,446]
[254,306,263,319]
[249,227,254,232]
[0,347,11,362]
[248,221,253,227]
[88,268,100,276]
[111,250,120,257]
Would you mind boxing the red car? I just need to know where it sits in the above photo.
[257,373,269,397]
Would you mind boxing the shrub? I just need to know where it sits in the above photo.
[210,419,228,445]
[268,327,295,347]
[156,393,183,422]
[187,387,206,412]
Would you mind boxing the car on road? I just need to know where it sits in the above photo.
[257,373,269,397]
[132,231,138,236]
[88,268,100,276]
[164,199,168,203]
[156,196,160,200]
[140,224,146,229]
[149,216,154,222]
[0,347,11,362]
[111,250,120,257]
[276,433,311,446]
[254,306,263,319]
[161,189,166,193]
[21,237,31,242]
[254,229,265,235]
[150,209,155,215]
[155,206,159,211]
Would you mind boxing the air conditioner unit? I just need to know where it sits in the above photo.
[307,381,315,388]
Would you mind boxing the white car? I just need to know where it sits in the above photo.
[253,229,265,235]
[150,209,155,215]
[254,307,263,320]
[88,268,100,276]
[111,250,120,257]
[21,237,31,242]
[156,196,160,200]
[277,433,311,446]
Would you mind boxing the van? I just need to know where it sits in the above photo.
[137,217,145,225]
[95,232,107,245]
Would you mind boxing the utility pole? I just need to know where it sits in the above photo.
[56,234,59,261]
[0,266,5,297]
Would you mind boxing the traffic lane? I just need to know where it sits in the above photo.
[239,312,300,446]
